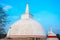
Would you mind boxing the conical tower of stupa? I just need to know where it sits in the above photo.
[7,3,46,40]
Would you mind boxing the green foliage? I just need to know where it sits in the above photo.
[0,5,8,34]
[0,34,6,38]
[56,34,60,40]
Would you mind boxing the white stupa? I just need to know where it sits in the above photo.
[7,4,46,39]
[47,26,59,40]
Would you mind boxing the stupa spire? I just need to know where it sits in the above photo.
[21,3,32,19]
[50,25,53,33]
[50,26,52,32]
[25,3,29,14]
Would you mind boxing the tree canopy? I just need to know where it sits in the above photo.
[0,5,8,34]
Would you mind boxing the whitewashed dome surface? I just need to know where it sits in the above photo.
[7,4,46,38]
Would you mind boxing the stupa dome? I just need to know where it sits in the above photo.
[47,26,59,40]
[7,4,46,38]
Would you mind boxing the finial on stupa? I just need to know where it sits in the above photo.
[25,3,29,14]
[50,25,53,33]
[21,2,32,19]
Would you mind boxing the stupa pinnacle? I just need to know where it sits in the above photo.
[21,3,32,19]
[25,3,29,14]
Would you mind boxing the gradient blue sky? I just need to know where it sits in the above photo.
[0,0,60,34]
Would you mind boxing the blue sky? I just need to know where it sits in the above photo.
[0,0,60,34]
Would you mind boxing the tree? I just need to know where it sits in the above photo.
[0,5,8,34]
[56,34,60,40]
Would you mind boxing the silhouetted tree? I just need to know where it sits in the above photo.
[0,5,8,38]
[56,34,60,40]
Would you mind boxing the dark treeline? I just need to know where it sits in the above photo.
[0,5,8,38]
[0,34,6,38]
[57,34,60,40]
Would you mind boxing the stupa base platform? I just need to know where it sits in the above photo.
[6,35,46,40]
[5,38,46,40]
